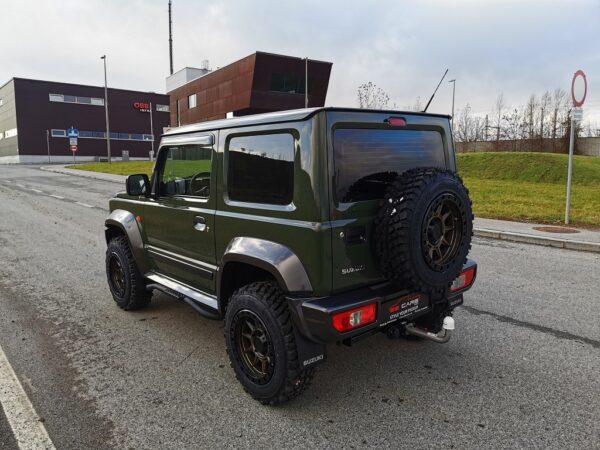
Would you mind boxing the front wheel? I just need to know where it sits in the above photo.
[224,281,315,405]
[106,236,152,310]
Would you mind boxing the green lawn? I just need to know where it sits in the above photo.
[67,161,155,177]
[457,153,600,228]
[68,153,600,228]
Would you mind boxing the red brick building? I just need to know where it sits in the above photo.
[167,52,333,126]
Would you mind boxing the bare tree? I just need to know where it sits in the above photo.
[551,88,567,139]
[503,107,527,140]
[539,90,552,138]
[492,94,506,140]
[357,82,390,109]
[525,94,537,138]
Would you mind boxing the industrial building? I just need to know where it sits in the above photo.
[167,52,333,125]
[0,78,170,163]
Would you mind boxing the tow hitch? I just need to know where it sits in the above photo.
[405,316,455,343]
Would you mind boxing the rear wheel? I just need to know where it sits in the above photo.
[225,281,315,405]
[106,236,152,310]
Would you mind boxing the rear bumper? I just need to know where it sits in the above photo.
[287,259,476,344]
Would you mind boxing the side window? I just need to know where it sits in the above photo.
[158,144,212,198]
[227,133,295,205]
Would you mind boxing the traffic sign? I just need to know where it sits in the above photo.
[572,107,583,122]
[571,70,587,107]
[69,138,78,146]
[70,145,78,152]
[67,127,79,138]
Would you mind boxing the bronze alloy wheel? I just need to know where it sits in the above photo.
[234,309,275,385]
[108,253,126,297]
[422,193,463,270]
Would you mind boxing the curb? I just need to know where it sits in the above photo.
[39,165,126,184]
[474,228,600,254]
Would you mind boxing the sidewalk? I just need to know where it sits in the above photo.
[40,165,600,254]
[474,218,600,253]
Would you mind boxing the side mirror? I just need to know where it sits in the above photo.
[126,174,150,196]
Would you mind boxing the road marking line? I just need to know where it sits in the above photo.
[28,189,43,193]
[0,345,56,450]
[3,180,11,183]
[49,194,64,200]
[16,184,26,188]
[75,202,93,208]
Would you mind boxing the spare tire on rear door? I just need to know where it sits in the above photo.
[374,168,473,293]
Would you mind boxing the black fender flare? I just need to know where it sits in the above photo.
[104,209,150,274]
[220,237,313,294]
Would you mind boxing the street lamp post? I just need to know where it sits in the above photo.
[101,55,111,164]
[448,79,456,130]
[149,101,155,160]
[305,57,308,108]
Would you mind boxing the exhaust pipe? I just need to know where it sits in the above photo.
[405,316,454,343]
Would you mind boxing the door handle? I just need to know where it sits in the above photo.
[194,215,206,232]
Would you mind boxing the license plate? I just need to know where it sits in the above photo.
[379,293,429,327]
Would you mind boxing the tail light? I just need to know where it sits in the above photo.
[332,303,377,333]
[450,266,477,293]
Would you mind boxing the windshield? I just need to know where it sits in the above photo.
[333,128,446,203]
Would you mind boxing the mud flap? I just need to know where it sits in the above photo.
[292,326,327,369]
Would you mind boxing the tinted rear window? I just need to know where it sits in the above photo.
[333,129,446,203]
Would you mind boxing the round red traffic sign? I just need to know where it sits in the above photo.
[571,70,587,107]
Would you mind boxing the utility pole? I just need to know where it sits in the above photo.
[305,57,308,108]
[101,55,111,164]
[168,0,174,75]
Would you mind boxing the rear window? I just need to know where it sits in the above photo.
[333,129,446,203]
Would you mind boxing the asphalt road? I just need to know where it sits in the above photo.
[0,165,599,450]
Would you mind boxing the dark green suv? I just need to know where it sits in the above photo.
[104,107,476,405]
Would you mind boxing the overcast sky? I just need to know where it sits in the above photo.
[3,0,600,124]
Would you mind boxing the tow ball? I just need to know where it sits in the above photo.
[404,316,455,343]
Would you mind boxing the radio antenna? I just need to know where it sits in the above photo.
[423,69,448,112]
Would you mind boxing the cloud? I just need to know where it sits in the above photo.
[2,0,599,123]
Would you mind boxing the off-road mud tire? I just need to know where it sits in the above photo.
[225,281,315,405]
[375,168,473,293]
[105,236,152,310]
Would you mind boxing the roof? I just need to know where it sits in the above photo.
[162,107,451,136]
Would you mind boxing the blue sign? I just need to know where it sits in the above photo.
[67,127,79,138]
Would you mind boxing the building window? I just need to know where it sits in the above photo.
[176,99,181,126]
[270,74,308,94]
[51,129,67,137]
[0,98,3,107]
[50,129,151,141]
[49,93,104,106]
[156,104,170,112]
[227,133,295,205]
[4,128,18,139]
[188,94,197,109]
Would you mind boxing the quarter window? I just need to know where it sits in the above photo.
[227,133,294,205]
[159,145,212,198]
